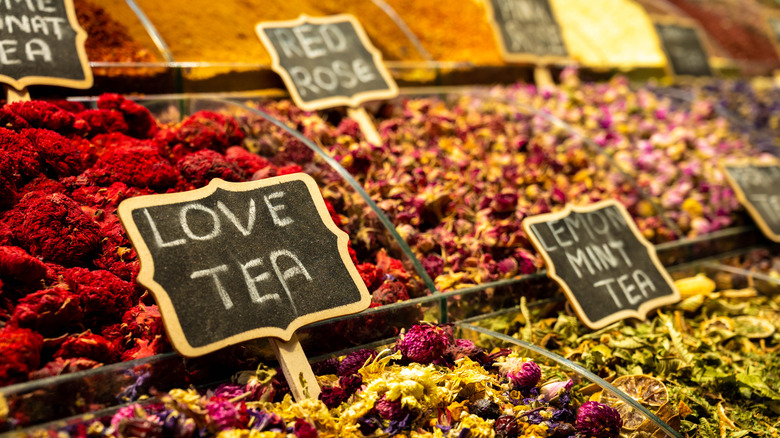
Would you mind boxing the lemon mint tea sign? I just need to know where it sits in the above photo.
[0,0,92,96]
[118,174,370,357]
[256,14,398,111]
[523,200,679,329]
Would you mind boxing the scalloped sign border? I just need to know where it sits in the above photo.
[118,174,371,357]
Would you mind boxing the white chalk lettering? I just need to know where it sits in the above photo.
[593,277,622,308]
[264,191,293,227]
[333,60,358,88]
[566,248,593,278]
[749,194,780,222]
[180,203,221,240]
[634,269,655,298]
[143,209,186,248]
[352,58,376,82]
[548,220,572,248]
[1,0,55,12]
[533,224,558,251]
[5,15,30,33]
[320,23,347,52]
[312,65,338,90]
[191,265,232,309]
[25,38,50,61]
[274,28,303,57]
[593,269,654,309]
[617,274,642,305]
[217,199,256,237]
[293,24,326,58]
[239,257,278,304]
[0,40,20,64]
[270,249,312,314]
[289,66,318,96]
[608,240,632,266]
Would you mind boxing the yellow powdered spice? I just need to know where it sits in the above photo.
[551,0,667,68]
[132,0,423,65]
[379,0,505,64]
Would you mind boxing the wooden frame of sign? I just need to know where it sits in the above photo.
[118,174,371,357]
[720,158,780,243]
[0,0,92,97]
[522,200,679,330]
[256,14,398,112]
[650,14,715,78]
[482,0,570,65]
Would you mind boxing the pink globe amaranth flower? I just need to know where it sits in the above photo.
[205,398,241,430]
[338,349,376,377]
[576,401,622,438]
[375,396,407,421]
[507,360,541,390]
[396,323,451,364]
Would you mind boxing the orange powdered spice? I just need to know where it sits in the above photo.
[74,0,158,63]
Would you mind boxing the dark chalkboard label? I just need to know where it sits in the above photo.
[523,200,679,329]
[721,160,780,243]
[655,22,712,77]
[0,0,92,90]
[256,14,398,111]
[118,174,371,357]
[484,0,568,63]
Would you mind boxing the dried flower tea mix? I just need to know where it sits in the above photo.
[43,323,625,438]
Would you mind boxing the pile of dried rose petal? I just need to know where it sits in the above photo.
[52,323,622,438]
[0,96,420,386]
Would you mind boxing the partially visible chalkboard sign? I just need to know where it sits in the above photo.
[523,200,679,329]
[256,15,398,111]
[0,0,92,91]
[721,160,780,243]
[484,0,568,63]
[118,174,371,357]
[654,21,712,77]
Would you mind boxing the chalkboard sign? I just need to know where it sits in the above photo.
[118,174,371,357]
[654,22,712,77]
[0,0,92,90]
[721,160,780,243]
[523,200,679,329]
[256,15,398,111]
[484,0,568,63]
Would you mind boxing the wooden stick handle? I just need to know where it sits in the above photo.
[269,333,321,402]
[4,86,30,103]
[348,106,382,146]
[534,66,554,88]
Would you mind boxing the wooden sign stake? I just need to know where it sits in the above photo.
[347,106,382,146]
[269,334,321,401]
[534,66,554,88]
[4,85,30,103]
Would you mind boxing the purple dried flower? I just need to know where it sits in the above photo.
[575,401,622,438]
[507,360,541,390]
[396,323,452,364]
[375,396,407,421]
[312,357,339,375]
[213,383,245,400]
[338,349,376,377]
[421,254,445,278]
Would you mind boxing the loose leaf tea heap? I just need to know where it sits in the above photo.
[478,273,780,437]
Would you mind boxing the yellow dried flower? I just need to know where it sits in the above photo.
[168,388,202,411]
[456,413,496,438]
[215,430,283,438]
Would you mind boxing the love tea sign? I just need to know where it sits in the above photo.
[118,174,370,357]
[721,160,780,242]
[256,15,398,111]
[0,0,92,91]
[523,200,679,329]
[484,0,568,63]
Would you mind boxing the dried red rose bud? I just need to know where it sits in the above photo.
[0,245,48,285]
[22,128,84,178]
[121,304,163,340]
[64,267,135,322]
[83,140,181,190]
[421,254,444,278]
[29,356,100,380]
[0,127,39,181]
[11,287,83,336]
[2,192,101,264]
[371,281,410,306]
[177,149,244,187]
[357,263,383,290]
[54,331,119,364]
[225,145,271,175]
[396,323,452,364]
[0,326,44,385]
[76,109,129,137]
[2,100,88,136]
[97,93,158,139]
[277,164,303,176]
[575,401,622,438]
